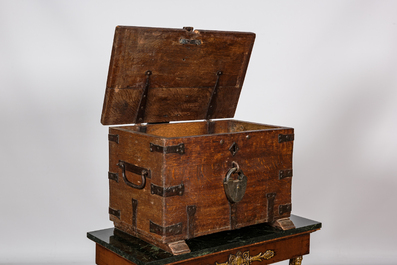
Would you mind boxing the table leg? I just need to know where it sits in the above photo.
[289,255,303,265]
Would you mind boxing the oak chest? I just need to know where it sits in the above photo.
[101,26,295,255]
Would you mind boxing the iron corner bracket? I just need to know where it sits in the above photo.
[150,143,185,155]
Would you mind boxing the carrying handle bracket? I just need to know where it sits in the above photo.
[118,160,150,189]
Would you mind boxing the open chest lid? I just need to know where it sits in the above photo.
[101,26,255,125]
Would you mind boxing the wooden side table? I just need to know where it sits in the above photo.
[87,215,321,265]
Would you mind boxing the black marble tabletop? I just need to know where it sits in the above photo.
[87,215,321,265]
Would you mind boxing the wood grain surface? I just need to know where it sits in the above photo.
[108,120,294,252]
[101,26,255,125]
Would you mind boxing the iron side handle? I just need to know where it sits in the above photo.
[117,160,150,189]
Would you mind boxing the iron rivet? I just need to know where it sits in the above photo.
[246,135,250,139]
[220,139,224,144]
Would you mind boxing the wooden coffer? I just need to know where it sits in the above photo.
[101,26,295,255]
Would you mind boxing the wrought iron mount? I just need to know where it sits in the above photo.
[150,143,185,155]
[151,183,184,197]
[150,221,183,236]
[206,71,223,120]
[135,70,152,123]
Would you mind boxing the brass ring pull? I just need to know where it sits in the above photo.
[118,160,148,189]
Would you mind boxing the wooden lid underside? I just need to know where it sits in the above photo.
[101,26,255,125]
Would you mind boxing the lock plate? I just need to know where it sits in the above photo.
[223,166,247,203]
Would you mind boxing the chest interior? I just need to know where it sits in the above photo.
[117,120,283,138]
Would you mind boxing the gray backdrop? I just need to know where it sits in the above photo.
[1,1,396,264]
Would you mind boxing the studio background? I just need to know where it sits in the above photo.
[1,1,396,264]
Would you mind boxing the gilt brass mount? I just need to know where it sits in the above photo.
[215,250,275,265]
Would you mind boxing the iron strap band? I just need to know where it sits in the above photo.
[132,198,138,231]
[109,207,120,219]
[108,134,119,144]
[108,172,119,182]
[279,169,293,180]
[150,183,184,197]
[279,204,292,215]
[150,143,185,155]
[149,221,183,236]
[187,205,197,239]
[266,193,276,223]
[230,203,238,230]
[278,134,294,143]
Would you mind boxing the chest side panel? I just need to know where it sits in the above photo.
[108,127,165,241]
[162,127,294,239]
